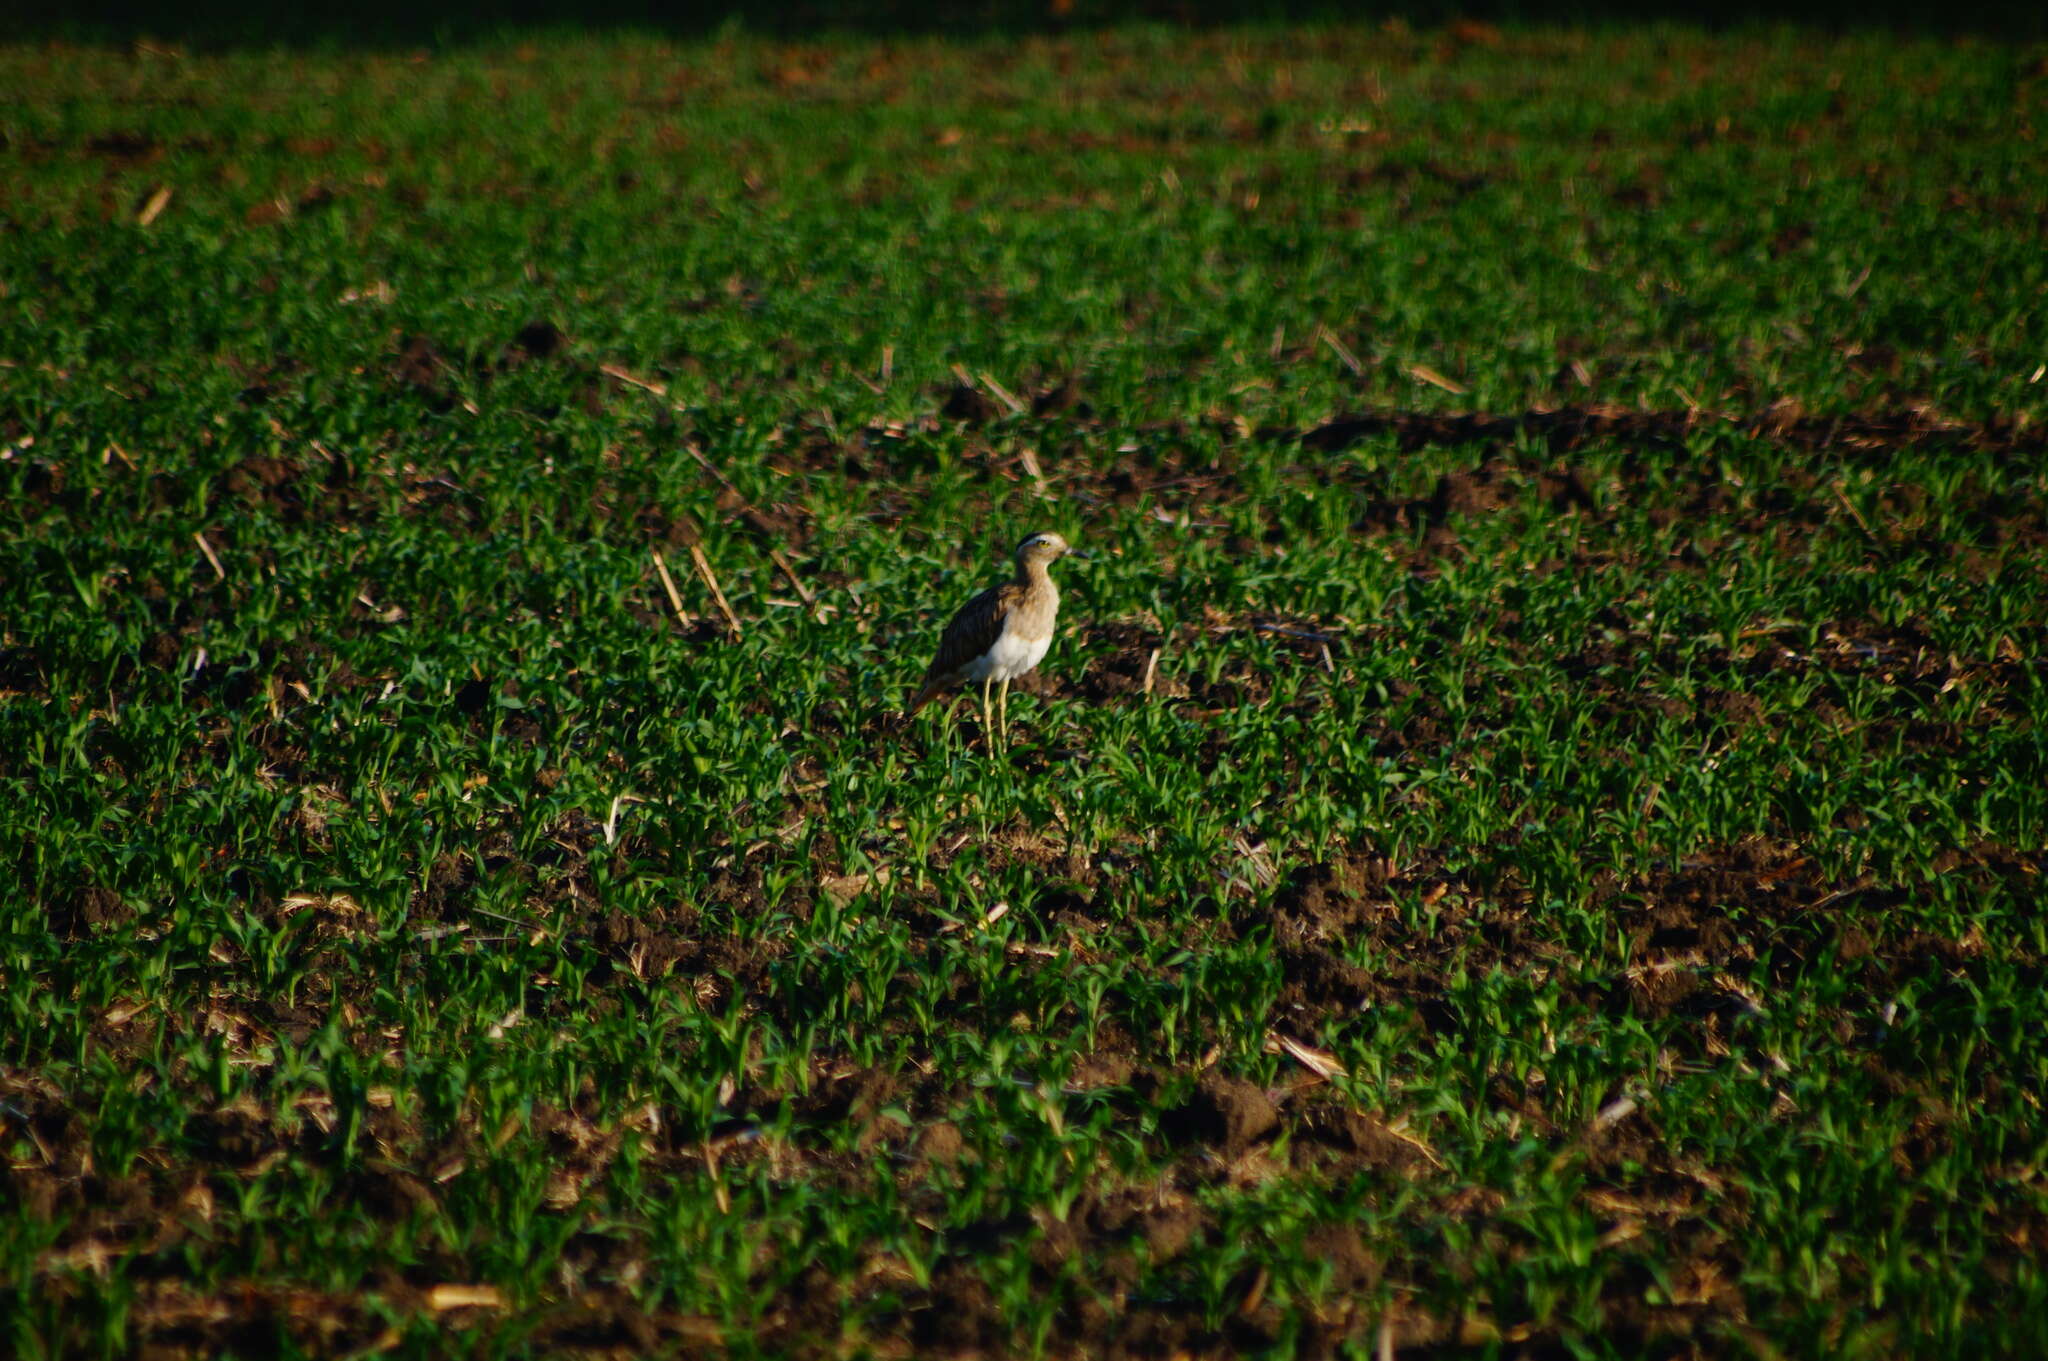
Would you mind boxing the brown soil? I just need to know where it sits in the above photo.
[1291,401,2047,462]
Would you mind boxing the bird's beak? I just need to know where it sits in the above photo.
[1067,549,1093,560]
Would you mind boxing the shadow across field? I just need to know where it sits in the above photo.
[15,0,2048,48]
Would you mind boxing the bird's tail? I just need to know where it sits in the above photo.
[904,680,943,718]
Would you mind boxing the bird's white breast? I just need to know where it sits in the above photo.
[963,628,1052,684]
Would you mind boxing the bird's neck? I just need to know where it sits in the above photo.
[1014,558,1056,595]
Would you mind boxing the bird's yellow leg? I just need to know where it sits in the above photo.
[979,678,994,749]
[998,678,1011,749]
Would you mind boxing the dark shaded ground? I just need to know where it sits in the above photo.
[14,0,2047,48]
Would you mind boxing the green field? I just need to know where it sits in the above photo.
[4,18,2046,1359]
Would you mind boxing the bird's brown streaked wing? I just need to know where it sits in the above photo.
[906,582,1019,713]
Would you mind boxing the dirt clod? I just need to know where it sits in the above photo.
[1167,1070,1280,1155]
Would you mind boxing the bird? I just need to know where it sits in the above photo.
[906,531,1077,747]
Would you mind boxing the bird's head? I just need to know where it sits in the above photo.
[1014,531,1075,566]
